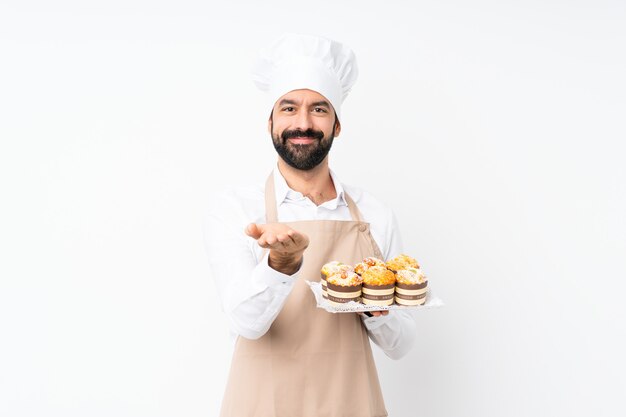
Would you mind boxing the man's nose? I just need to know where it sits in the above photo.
[293,110,313,131]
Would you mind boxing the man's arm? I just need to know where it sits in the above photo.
[203,203,308,340]
[361,311,417,360]
[360,206,418,359]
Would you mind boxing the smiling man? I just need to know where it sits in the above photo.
[203,33,417,417]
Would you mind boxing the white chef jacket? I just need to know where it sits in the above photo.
[202,167,417,360]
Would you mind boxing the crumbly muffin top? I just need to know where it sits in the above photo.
[321,261,352,277]
[396,267,427,285]
[327,271,363,286]
[362,266,396,286]
[354,257,385,275]
[386,254,420,271]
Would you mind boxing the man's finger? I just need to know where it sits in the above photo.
[290,232,308,248]
[245,223,262,239]
[276,233,288,242]
[286,233,297,246]
[265,234,277,246]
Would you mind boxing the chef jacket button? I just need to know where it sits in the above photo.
[358,224,367,232]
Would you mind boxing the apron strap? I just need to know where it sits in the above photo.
[264,171,365,223]
[343,192,364,223]
[265,173,279,223]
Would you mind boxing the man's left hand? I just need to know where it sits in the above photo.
[359,311,389,318]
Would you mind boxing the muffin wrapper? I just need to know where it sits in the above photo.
[327,282,362,293]
[327,294,360,303]
[306,281,443,313]
[396,281,427,290]
[363,283,395,290]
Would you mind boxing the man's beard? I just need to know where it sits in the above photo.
[272,126,335,171]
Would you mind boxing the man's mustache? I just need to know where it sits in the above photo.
[281,129,324,142]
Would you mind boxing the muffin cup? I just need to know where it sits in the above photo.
[320,273,328,299]
[361,283,395,306]
[395,281,428,306]
[326,281,362,306]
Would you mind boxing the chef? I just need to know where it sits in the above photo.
[203,33,417,417]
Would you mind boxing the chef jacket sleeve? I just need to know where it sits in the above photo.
[361,208,417,359]
[361,311,417,360]
[202,191,299,340]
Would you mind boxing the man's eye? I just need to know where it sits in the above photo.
[313,107,327,113]
[283,107,295,112]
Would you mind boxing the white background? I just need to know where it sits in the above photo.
[1,1,625,416]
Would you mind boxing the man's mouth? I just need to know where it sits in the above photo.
[282,128,324,145]
[288,137,316,145]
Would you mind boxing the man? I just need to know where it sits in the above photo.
[204,33,417,417]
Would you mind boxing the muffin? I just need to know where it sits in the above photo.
[395,267,428,306]
[326,271,363,306]
[385,254,420,273]
[354,257,386,276]
[361,266,396,306]
[320,261,352,299]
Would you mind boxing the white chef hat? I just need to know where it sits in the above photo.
[251,33,358,121]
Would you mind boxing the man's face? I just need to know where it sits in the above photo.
[269,89,341,171]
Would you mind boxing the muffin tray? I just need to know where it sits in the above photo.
[305,281,444,313]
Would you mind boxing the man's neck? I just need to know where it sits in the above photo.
[277,159,337,206]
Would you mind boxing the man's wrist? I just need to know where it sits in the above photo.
[268,252,303,276]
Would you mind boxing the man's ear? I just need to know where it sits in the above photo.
[267,111,273,135]
[334,118,341,138]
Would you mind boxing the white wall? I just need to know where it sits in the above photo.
[1,1,625,416]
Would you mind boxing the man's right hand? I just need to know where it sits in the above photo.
[245,223,309,276]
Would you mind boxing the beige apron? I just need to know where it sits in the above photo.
[219,173,388,417]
